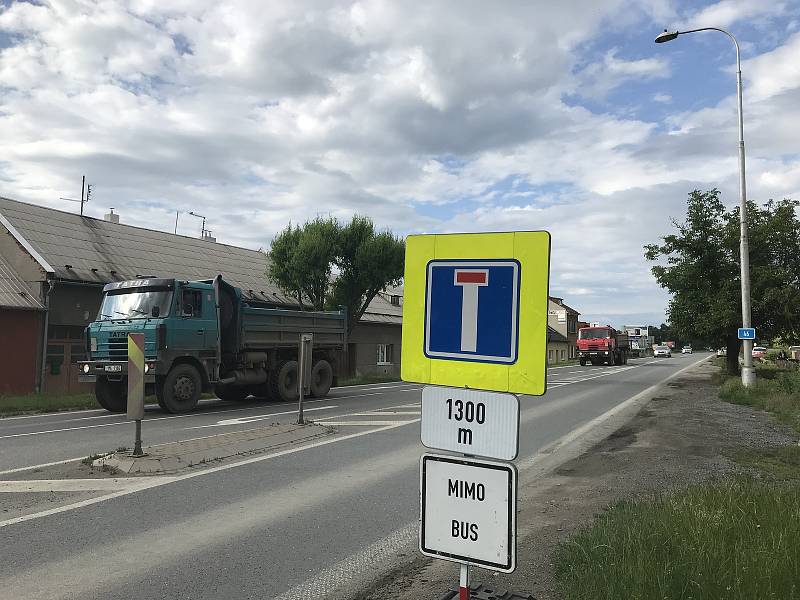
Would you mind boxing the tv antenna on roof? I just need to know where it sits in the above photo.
[59,175,90,215]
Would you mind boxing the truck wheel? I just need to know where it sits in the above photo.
[268,360,298,402]
[158,364,202,414]
[95,376,127,413]
[309,359,333,397]
[579,358,586,366]
[214,384,250,402]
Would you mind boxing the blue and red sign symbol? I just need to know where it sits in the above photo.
[424,260,520,364]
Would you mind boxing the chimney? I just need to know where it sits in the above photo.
[202,230,216,243]
[104,208,120,224]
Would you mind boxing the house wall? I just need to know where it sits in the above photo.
[548,299,579,359]
[0,309,43,395]
[347,322,402,377]
[547,339,570,365]
[0,220,47,297]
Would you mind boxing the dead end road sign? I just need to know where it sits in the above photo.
[420,453,517,573]
[401,231,550,396]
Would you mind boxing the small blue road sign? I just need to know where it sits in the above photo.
[738,327,756,340]
[424,260,520,364]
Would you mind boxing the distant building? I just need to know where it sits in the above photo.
[548,297,581,360]
[547,326,569,364]
[0,197,401,395]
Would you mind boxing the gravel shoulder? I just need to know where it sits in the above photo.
[358,360,797,600]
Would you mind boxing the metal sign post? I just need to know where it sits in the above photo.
[297,333,313,425]
[127,333,145,456]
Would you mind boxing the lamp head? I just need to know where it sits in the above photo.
[655,29,679,43]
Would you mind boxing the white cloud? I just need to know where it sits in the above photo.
[679,0,789,31]
[574,48,670,99]
[0,0,795,327]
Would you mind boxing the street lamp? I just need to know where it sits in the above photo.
[655,27,755,387]
[187,211,208,238]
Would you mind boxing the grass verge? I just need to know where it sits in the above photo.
[717,364,800,432]
[555,477,800,600]
[337,374,400,387]
[0,393,98,416]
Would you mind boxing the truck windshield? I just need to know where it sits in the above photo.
[99,289,173,320]
[579,328,610,339]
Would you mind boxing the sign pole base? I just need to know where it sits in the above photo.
[133,419,143,457]
[459,563,470,600]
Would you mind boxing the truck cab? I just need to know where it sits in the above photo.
[576,325,629,366]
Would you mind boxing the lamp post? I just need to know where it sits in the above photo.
[655,27,755,387]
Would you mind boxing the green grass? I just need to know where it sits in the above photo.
[736,446,800,481]
[0,393,99,416]
[554,477,800,600]
[337,374,400,387]
[718,366,800,432]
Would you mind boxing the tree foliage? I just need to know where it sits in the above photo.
[645,189,800,373]
[268,217,339,310]
[268,215,405,333]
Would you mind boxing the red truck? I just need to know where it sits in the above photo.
[577,325,630,366]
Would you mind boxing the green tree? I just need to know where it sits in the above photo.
[268,215,405,334]
[268,217,339,310]
[645,189,800,374]
[329,215,405,333]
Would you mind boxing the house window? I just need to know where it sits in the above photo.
[561,350,566,361]
[548,349,553,362]
[390,295,401,306]
[568,317,577,334]
[377,344,394,365]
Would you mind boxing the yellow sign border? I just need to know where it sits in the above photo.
[401,231,550,395]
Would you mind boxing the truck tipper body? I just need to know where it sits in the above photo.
[576,325,630,366]
[78,276,346,414]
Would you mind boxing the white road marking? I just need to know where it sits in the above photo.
[0,457,84,477]
[0,477,165,493]
[320,420,419,427]
[273,522,419,600]
[189,405,337,428]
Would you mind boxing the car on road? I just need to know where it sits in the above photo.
[716,348,727,357]
[654,345,672,358]
[681,345,693,354]
[752,346,768,360]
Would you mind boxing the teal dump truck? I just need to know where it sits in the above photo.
[78,276,346,413]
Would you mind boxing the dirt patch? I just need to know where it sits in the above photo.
[358,360,797,600]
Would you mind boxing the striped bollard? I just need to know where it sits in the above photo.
[127,333,145,456]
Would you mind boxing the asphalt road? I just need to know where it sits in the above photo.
[0,353,709,599]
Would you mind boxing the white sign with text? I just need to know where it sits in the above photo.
[420,454,516,572]
[421,386,519,460]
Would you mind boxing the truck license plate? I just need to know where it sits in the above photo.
[104,365,122,372]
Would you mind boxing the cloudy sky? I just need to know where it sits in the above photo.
[0,0,798,327]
